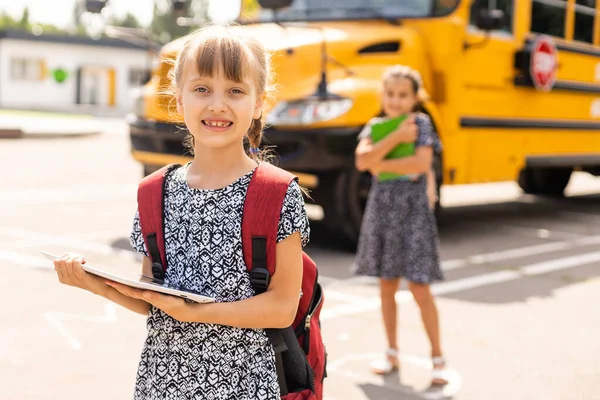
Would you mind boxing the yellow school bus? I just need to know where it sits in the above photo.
[129,0,600,244]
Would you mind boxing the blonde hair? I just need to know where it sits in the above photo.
[167,25,275,159]
[381,64,429,106]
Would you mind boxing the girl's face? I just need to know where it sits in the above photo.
[381,77,418,118]
[176,60,263,151]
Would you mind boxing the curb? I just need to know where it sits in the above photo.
[0,128,24,139]
[0,128,101,139]
[22,130,102,139]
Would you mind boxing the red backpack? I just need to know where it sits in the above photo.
[137,162,327,400]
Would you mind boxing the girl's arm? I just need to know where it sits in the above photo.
[374,114,438,176]
[374,146,433,176]
[101,285,151,316]
[355,117,417,172]
[106,233,304,329]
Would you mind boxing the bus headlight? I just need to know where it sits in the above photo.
[267,97,353,126]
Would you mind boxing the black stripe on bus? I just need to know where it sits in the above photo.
[514,76,600,94]
[460,117,600,130]
[524,37,600,57]
[526,154,600,167]
[555,42,600,57]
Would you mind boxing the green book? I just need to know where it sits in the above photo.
[369,115,415,182]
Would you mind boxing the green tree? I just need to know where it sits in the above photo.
[18,7,30,28]
[109,12,142,29]
[0,11,19,28]
[71,0,89,35]
[0,8,67,35]
[151,0,192,43]
[36,24,68,34]
[150,0,210,44]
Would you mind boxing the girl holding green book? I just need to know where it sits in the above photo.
[353,65,448,385]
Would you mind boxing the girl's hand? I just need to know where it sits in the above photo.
[105,281,190,322]
[54,253,107,296]
[369,162,382,176]
[392,115,417,143]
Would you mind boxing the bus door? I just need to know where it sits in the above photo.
[461,0,518,183]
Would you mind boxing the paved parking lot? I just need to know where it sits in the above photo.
[1,119,599,400]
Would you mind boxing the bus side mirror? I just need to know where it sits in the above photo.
[258,0,293,9]
[475,9,505,31]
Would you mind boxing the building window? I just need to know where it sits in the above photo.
[129,68,150,87]
[11,58,44,81]
[469,0,514,33]
[531,0,567,38]
[574,0,595,43]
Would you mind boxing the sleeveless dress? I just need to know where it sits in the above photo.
[352,113,444,284]
[129,162,310,400]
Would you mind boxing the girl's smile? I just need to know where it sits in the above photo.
[202,118,234,132]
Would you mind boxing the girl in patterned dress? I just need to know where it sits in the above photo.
[52,25,309,399]
[353,65,449,385]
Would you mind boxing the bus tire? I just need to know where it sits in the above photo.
[518,167,572,196]
[318,168,369,247]
[338,166,373,245]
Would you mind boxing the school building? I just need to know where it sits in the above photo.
[0,29,156,115]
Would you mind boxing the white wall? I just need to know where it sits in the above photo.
[0,39,153,114]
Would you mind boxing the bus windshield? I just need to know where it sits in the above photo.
[255,0,459,22]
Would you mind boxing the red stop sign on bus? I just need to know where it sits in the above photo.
[530,35,558,92]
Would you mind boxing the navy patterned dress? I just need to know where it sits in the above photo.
[129,162,310,400]
[352,113,444,284]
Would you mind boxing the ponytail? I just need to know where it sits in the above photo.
[247,115,269,162]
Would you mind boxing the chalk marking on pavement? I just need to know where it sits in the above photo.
[496,224,587,240]
[44,303,118,350]
[324,234,600,293]
[4,224,600,276]
[327,352,462,399]
[0,250,54,269]
[441,234,600,271]
[1,185,135,204]
[1,229,129,250]
[521,251,600,275]
[0,227,140,263]
[322,250,600,320]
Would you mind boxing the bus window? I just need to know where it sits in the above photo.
[531,0,567,38]
[433,0,461,15]
[574,0,595,43]
[469,0,514,33]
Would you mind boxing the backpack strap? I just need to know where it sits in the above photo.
[242,162,297,396]
[242,162,296,292]
[137,164,181,280]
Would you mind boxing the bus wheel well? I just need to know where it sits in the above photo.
[518,167,572,196]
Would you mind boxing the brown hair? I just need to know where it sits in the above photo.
[381,64,428,111]
[167,25,275,160]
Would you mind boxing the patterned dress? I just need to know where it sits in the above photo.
[129,162,310,400]
[352,113,444,284]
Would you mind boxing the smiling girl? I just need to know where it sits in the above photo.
[52,25,309,399]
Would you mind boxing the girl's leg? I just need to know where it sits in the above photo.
[371,277,401,374]
[409,281,449,384]
[381,277,401,350]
